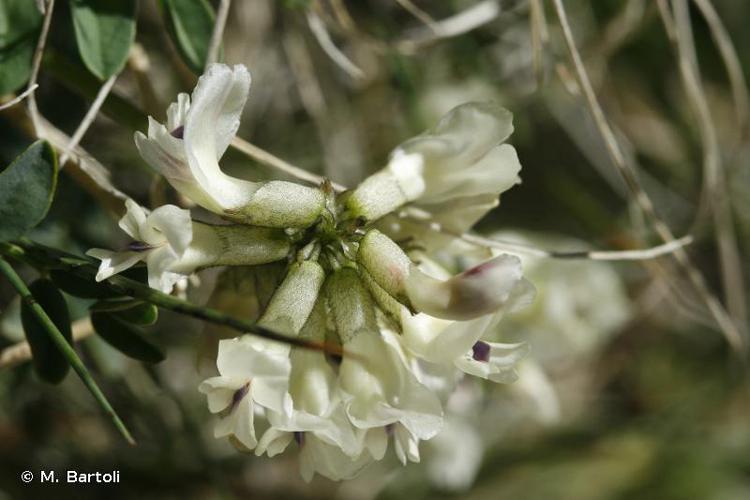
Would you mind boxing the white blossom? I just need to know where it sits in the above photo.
[134,64,324,228]
[198,337,292,451]
[87,199,290,293]
[346,102,521,230]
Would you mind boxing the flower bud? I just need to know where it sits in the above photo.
[405,254,533,321]
[324,268,378,344]
[258,260,326,336]
[356,229,411,307]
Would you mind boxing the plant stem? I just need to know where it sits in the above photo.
[0,257,136,445]
[0,240,336,354]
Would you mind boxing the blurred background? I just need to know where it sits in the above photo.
[1,0,750,498]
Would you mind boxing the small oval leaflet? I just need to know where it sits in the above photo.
[0,141,58,242]
[71,0,137,80]
[161,0,218,73]
[90,312,165,363]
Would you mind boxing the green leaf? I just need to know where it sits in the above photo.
[70,0,137,80]
[0,141,58,242]
[91,312,165,363]
[161,0,217,73]
[0,0,42,94]
[91,299,158,325]
[49,269,123,299]
[21,279,73,384]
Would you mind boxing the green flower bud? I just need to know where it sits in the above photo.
[356,229,412,308]
[258,260,326,336]
[324,267,378,344]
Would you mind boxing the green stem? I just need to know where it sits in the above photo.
[0,240,334,354]
[0,257,136,445]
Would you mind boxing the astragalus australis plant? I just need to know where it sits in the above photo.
[82,63,534,481]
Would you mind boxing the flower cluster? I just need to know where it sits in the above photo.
[88,64,534,481]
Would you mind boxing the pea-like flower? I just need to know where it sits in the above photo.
[87,199,290,293]
[346,102,521,232]
[134,64,324,228]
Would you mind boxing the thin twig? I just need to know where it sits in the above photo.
[26,0,55,136]
[395,0,438,30]
[0,257,135,445]
[205,0,231,69]
[551,0,743,352]
[397,0,500,53]
[691,0,749,134]
[306,9,365,80]
[529,0,549,87]
[459,233,694,261]
[230,136,346,191]
[0,84,38,111]
[60,75,118,166]
[1,317,93,370]
[659,0,747,341]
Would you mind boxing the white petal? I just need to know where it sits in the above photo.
[216,337,292,379]
[146,204,193,255]
[166,92,190,131]
[365,427,388,460]
[393,424,420,464]
[255,427,293,457]
[118,199,148,239]
[183,64,258,210]
[145,247,182,291]
[252,378,292,416]
[86,248,143,281]
[299,435,372,482]
[454,342,529,383]
[394,102,514,201]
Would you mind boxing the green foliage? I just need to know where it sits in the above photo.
[91,312,165,363]
[70,0,137,80]
[91,299,159,325]
[160,0,216,73]
[20,279,73,384]
[0,0,42,93]
[0,141,57,242]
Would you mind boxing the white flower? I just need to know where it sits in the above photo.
[198,337,292,450]
[326,269,443,443]
[347,102,521,230]
[405,253,535,321]
[399,254,533,382]
[87,199,193,292]
[87,199,291,293]
[256,299,363,458]
[135,64,324,228]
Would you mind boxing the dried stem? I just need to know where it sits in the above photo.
[659,0,747,347]
[230,136,345,191]
[205,0,231,69]
[0,84,38,111]
[60,75,118,166]
[550,0,744,352]
[26,0,55,136]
